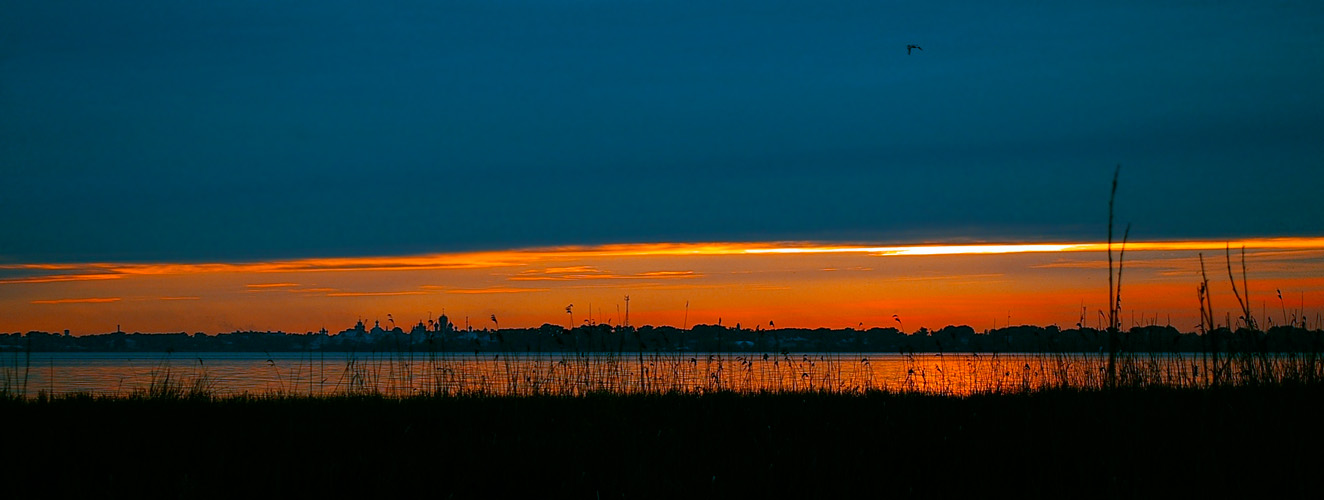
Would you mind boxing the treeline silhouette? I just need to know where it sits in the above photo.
[4,322,1322,353]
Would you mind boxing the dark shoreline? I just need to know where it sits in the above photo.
[4,386,1321,498]
[6,324,1323,354]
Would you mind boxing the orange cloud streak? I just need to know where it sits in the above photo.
[445,287,550,294]
[3,238,1322,334]
[4,237,1324,283]
[325,291,429,297]
[30,297,121,305]
[0,274,123,284]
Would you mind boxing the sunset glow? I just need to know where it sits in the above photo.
[3,238,1322,335]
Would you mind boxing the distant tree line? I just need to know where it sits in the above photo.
[2,323,1322,354]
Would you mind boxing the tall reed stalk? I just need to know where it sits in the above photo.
[1106,165,1130,387]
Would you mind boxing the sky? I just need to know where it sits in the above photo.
[3,2,1323,333]
[5,239,1324,334]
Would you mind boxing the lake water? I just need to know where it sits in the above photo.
[1,350,1311,397]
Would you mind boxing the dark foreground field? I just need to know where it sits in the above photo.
[4,386,1322,498]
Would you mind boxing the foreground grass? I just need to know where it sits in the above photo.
[3,386,1322,498]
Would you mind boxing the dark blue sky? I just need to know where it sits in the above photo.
[4,1,1322,263]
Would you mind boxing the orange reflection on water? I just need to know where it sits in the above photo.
[16,351,1318,397]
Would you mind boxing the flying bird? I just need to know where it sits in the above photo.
[907,44,922,55]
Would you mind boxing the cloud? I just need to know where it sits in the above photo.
[31,297,121,304]
[0,264,80,270]
[158,296,200,301]
[325,291,429,297]
[630,283,768,291]
[510,267,701,282]
[445,287,549,294]
[0,273,122,284]
[1,252,535,285]
[535,266,599,274]
[4,238,1324,287]
[637,271,699,278]
[1036,247,1324,276]
[883,274,1005,282]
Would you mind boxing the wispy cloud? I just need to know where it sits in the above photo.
[4,238,1324,286]
[246,283,299,288]
[0,252,532,284]
[31,297,121,304]
[883,273,1005,282]
[949,279,1013,286]
[637,271,699,278]
[509,275,623,281]
[1036,248,1324,276]
[537,266,599,274]
[445,287,549,294]
[631,283,770,291]
[745,237,1324,257]
[0,264,80,270]
[511,267,701,282]
[0,273,122,284]
[325,291,429,297]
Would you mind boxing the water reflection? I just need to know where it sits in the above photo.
[3,351,1320,397]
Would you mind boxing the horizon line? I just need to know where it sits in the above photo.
[10,321,1296,337]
